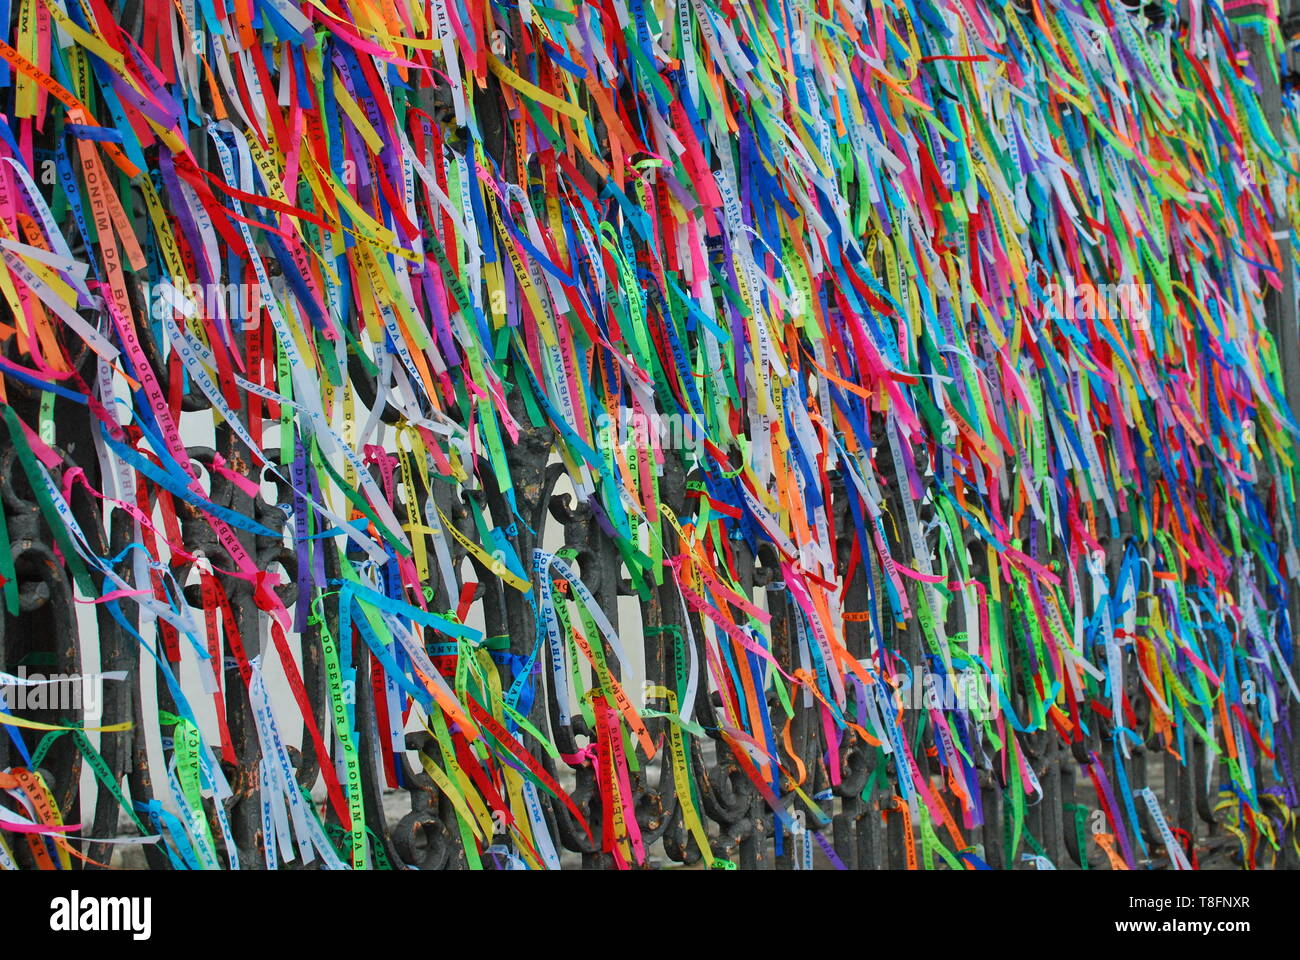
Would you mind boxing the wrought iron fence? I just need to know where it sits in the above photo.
[4,384,1298,869]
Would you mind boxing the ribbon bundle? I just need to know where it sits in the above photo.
[0,0,1297,870]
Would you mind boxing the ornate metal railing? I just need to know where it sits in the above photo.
[4,383,1298,870]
